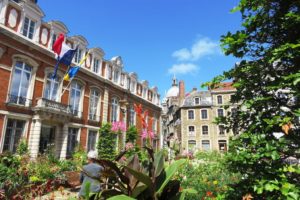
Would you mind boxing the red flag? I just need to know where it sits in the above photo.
[52,33,65,55]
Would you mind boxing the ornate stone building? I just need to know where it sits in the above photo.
[162,77,236,154]
[0,0,161,158]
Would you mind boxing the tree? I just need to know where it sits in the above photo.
[204,0,300,199]
[97,123,116,160]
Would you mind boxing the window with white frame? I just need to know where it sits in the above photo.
[43,73,61,101]
[67,127,79,156]
[188,140,196,153]
[127,77,131,90]
[202,125,208,135]
[3,119,26,153]
[219,125,225,135]
[129,105,136,126]
[69,81,82,117]
[74,48,82,63]
[217,95,223,104]
[113,70,119,83]
[22,17,35,39]
[188,126,195,136]
[201,140,210,151]
[130,81,136,93]
[201,109,208,119]
[87,130,97,151]
[194,97,200,105]
[107,66,112,79]
[142,87,147,98]
[89,89,100,121]
[9,61,32,105]
[217,109,224,117]
[188,110,194,119]
[93,58,100,74]
[218,140,227,152]
[111,97,119,122]
[120,74,125,85]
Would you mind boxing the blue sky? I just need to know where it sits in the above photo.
[39,0,241,98]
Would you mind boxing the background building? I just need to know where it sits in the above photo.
[162,77,235,154]
[0,0,161,158]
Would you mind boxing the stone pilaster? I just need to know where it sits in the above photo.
[59,123,69,159]
[102,87,109,123]
[28,117,41,158]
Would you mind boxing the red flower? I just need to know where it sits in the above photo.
[206,191,213,197]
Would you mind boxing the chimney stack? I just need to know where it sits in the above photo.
[179,80,185,100]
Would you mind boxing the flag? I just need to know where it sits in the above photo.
[63,51,89,81]
[52,43,77,79]
[52,33,64,55]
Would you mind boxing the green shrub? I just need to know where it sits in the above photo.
[97,123,117,160]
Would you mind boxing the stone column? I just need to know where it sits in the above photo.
[28,117,41,159]
[102,86,109,123]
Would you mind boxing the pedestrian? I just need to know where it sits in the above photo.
[79,150,103,199]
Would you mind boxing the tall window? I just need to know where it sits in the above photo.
[188,110,194,119]
[130,81,136,93]
[67,127,79,156]
[44,73,60,101]
[188,140,196,153]
[93,58,100,74]
[51,34,57,48]
[22,17,35,39]
[143,88,147,98]
[201,110,208,119]
[3,119,25,153]
[217,95,223,104]
[89,89,100,121]
[127,77,131,90]
[74,49,82,63]
[202,125,209,135]
[152,117,157,133]
[120,74,125,85]
[219,125,225,135]
[113,70,119,83]
[129,105,135,126]
[111,98,119,122]
[87,130,97,151]
[194,97,200,105]
[9,61,32,105]
[202,140,210,151]
[70,81,82,116]
[217,109,224,117]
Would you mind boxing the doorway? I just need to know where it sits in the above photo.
[39,126,56,154]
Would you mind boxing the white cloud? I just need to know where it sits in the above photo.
[168,63,198,75]
[172,37,220,61]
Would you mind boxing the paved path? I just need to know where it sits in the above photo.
[39,187,79,200]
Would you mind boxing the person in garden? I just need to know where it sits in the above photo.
[79,150,103,199]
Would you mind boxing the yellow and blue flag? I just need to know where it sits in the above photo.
[64,51,89,81]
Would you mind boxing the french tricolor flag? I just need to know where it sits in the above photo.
[52,34,77,79]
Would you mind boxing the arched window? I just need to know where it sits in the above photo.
[69,81,83,117]
[111,97,119,122]
[89,89,100,121]
[9,61,33,106]
[129,105,136,126]
[43,73,61,101]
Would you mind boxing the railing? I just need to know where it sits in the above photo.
[35,98,72,115]
[6,94,32,107]
[88,113,101,122]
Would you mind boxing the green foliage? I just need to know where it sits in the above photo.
[97,123,117,161]
[97,148,193,199]
[16,137,28,155]
[126,126,138,143]
[177,151,240,200]
[205,0,300,198]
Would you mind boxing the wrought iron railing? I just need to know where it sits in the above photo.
[88,113,101,122]
[36,98,71,114]
[7,94,32,107]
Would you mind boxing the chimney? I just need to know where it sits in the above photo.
[192,87,197,92]
[179,80,185,100]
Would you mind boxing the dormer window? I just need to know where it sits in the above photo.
[143,88,147,98]
[93,58,100,74]
[194,97,200,105]
[74,48,82,63]
[22,17,36,39]
[51,33,57,48]
[217,95,223,104]
[127,77,131,90]
[113,70,119,83]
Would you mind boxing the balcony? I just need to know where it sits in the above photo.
[6,94,32,107]
[33,98,73,119]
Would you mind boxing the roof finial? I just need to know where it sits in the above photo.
[172,74,177,86]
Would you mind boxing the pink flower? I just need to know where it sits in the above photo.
[141,129,148,139]
[148,131,154,139]
[111,121,127,132]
